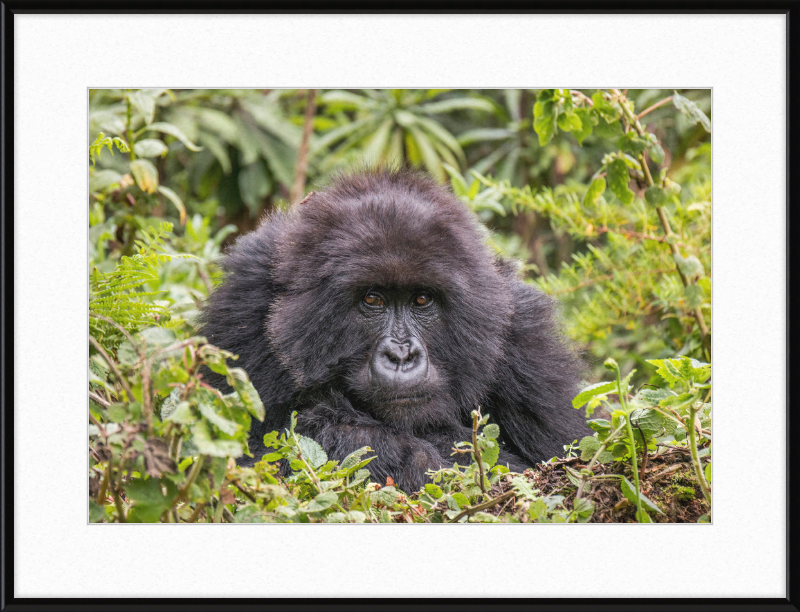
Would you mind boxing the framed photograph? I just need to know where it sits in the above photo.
[2,5,793,610]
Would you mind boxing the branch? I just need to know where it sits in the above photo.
[290,89,318,203]
[471,410,487,495]
[595,226,694,251]
[637,95,673,120]
[448,489,516,523]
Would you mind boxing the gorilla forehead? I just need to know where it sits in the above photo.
[274,170,500,294]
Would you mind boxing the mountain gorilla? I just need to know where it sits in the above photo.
[200,168,585,492]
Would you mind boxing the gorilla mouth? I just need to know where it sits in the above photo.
[383,394,432,406]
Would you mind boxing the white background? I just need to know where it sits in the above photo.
[13,14,786,598]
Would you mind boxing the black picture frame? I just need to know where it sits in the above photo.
[1,4,795,611]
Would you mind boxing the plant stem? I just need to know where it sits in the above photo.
[448,489,516,523]
[97,458,111,505]
[637,95,673,120]
[607,358,644,522]
[471,410,487,495]
[574,421,627,502]
[125,90,135,160]
[292,433,323,493]
[624,414,645,522]
[687,404,712,505]
[174,455,205,508]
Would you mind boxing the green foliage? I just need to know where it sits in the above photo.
[89,223,181,350]
[88,88,711,523]
[573,356,711,521]
[90,132,129,166]
[473,88,711,386]
[314,89,492,181]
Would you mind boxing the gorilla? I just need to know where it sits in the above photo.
[200,168,585,492]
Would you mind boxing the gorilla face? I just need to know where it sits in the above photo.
[200,168,585,490]
[350,285,443,424]
[264,172,513,433]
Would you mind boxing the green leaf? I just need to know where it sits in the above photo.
[593,117,623,139]
[157,186,186,225]
[583,177,606,207]
[674,253,705,278]
[533,90,558,146]
[568,107,593,145]
[572,380,617,409]
[130,159,159,194]
[89,499,107,523]
[649,142,665,164]
[647,359,681,386]
[618,131,648,155]
[629,408,664,436]
[297,435,328,469]
[238,163,271,215]
[327,510,366,523]
[578,435,600,456]
[420,97,495,114]
[637,388,673,405]
[147,122,203,151]
[128,90,157,125]
[90,169,123,193]
[572,497,594,522]
[510,476,537,500]
[225,367,265,421]
[164,401,195,425]
[107,402,129,423]
[125,478,177,523]
[190,421,243,458]
[424,483,444,499]
[482,423,500,440]
[133,139,168,158]
[303,491,339,513]
[684,284,704,309]
[557,111,582,132]
[480,439,499,467]
[457,128,514,146]
[197,400,240,436]
[340,447,374,472]
[645,186,667,206]
[607,158,634,205]
[371,486,400,506]
[528,499,548,521]
[672,92,711,132]
[591,91,622,123]
[449,492,469,509]
[620,476,663,514]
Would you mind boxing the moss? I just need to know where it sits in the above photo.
[670,484,696,503]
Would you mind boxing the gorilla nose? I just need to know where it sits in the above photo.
[371,336,429,385]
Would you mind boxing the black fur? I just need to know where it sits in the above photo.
[200,168,585,491]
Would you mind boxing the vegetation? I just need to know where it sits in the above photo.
[88,88,711,522]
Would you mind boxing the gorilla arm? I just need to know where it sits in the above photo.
[294,392,449,493]
[485,278,587,465]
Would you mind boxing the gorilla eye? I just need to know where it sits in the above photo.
[414,293,432,306]
[363,293,384,307]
